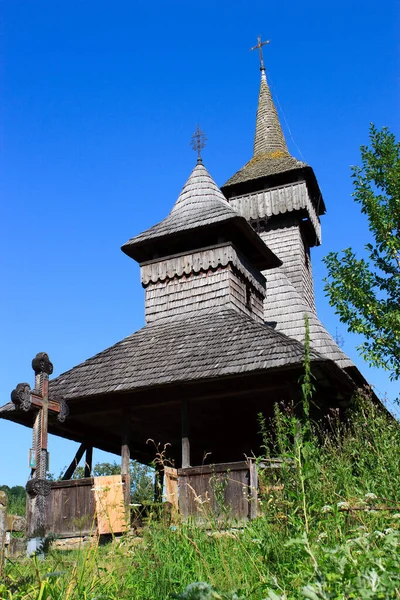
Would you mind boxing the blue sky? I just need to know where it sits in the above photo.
[1,1,399,486]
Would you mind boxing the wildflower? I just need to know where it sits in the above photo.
[384,528,394,535]
[392,513,400,519]
[321,505,333,513]
[337,501,350,510]
[316,532,327,542]
[374,530,385,538]
[365,492,378,502]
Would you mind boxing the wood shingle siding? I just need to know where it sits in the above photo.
[140,244,266,292]
[263,269,352,369]
[228,181,321,246]
[145,267,264,324]
[261,221,316,313]
[142,243,266,324]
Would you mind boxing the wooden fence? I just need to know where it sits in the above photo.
[176,461,258,522]
[26,475,128,539]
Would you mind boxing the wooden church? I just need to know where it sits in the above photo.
[0,43,370,536]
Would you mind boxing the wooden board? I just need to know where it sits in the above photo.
[178,461,253,522]
[164,466,178,510]
[93,475,127,534]
[45,478,96,538]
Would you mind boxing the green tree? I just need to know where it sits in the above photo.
[72,460,154,504]
[323,124,400,380]
[0,485,26,516]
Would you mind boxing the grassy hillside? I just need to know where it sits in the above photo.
[2,392,400,599]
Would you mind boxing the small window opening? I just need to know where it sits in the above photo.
[246,285,252,311]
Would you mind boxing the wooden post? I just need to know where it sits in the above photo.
[121,406,131,507]
[154,465,164,503]
[28,353,53,539]
[0,492,7,576]
[181,399,190,468]
[84,446,93,478]
[249,460,258,520]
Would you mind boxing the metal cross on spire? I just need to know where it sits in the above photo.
[250,36,271,73]
[190,124,207,163]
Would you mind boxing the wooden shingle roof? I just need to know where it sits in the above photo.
[223,153,308,188]
[221,73,325,216]
[122,162,280,269]
[222,71,308,188]
[48,308,326,401]
[124,162,236,247]
[264,269,353,370]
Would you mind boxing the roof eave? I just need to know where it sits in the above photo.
[222,165,326,217]
[121,216,281,271]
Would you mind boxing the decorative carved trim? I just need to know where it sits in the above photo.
[56,397,69,423]
[26,478,51,497]
[11,383,32,412]
[32,352,53,376]
[229,181,321,244]
[141,243,266,295]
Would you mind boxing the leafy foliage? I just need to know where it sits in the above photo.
[0,485,26,516]
[72,459,154,504]
[2,393,400,599]
[323,124,400,380]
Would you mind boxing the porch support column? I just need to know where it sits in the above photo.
[181,399,190,468]
[121,405,131,507]
[84,446,93,478]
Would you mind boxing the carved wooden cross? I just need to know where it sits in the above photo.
[250,36,271,72]
[11,353,68,535]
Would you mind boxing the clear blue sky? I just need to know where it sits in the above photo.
[1,1,399,486]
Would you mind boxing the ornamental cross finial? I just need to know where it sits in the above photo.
[250,36,271,73]
[190,124,207,163]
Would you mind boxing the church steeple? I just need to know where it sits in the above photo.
[221,43,327,314]
[249,37,290,158]
[253,71,289,158]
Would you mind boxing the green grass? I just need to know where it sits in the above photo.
[1,392,400,599]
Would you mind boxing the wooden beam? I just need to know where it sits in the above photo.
[249,460,258,520]
[181,399,190,468]
[121,406,131,507]
[62,443,87,480]
[84,446,93,478]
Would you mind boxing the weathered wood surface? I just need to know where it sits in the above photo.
[178,461,255,522]
[164,467,179,510]
[143,244,266,325]
[228,181,321,245]
[27,476,129,538]
[44,478,96,538]
[121,407,131,507]
[93,475,127,535]
[181,399,190,468]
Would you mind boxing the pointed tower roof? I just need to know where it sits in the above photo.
[122,161,280,269]
[253,71,290,157]
[221,68,325,215]
[223,71,308,188]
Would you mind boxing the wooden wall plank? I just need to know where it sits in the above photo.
[93,475,127,535]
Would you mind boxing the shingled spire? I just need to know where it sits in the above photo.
[253,70,289,158]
